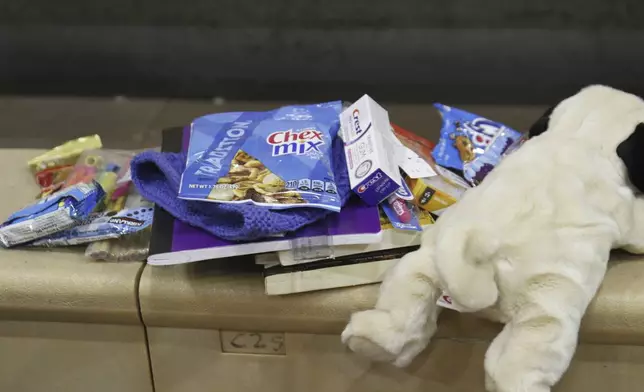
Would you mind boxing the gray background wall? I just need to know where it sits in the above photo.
[2,1,644,103]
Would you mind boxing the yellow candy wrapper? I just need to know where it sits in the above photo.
[28,135,102,173]
[406,164,469,217]
[29,135,103,198]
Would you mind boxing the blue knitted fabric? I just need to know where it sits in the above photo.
[131,136,351,241]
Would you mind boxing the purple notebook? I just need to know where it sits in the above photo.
[147,127,382,266]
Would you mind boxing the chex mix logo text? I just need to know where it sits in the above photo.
[267,129,324,157]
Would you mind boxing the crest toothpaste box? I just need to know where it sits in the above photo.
[341,95,402,205]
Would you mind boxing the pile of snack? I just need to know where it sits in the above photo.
[0,136,153,260]
[0,95,526,288]
[343,96,525,228]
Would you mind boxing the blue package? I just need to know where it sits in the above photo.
[380,197,422,232]
[179,101,343,211]
[0,182,105,247]
[394,178,415,201]
[30,195,154,247]
[431,104,523,184]
[464,131,528,186]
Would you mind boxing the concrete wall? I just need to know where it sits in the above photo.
[2,1,644,102]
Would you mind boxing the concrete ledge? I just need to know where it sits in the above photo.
[139,252,644,345]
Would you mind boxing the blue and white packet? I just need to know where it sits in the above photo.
[394,178,415,201]
[431,104,523,185]
[381,179,421,231]
[30,194,154,247]
[381,197,422,232]
[0,182,105,247]
[464,131,527,186]
[179,101,343,211]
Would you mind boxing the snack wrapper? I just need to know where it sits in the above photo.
[85,228,152,261]
[431,104,522,185]
[28,135,102,174]
[179,102,343,211]
[394,178,415,201]
[63,150,133,188]
[380,179,423,231]
[0,182,105,247]
[35,147,133,199]
[381,196,422,231]
[34,165,75,198]
[30,190,153,247]
[29,135,102,197]
[379,204,434,230]
[405,154,470,217]
[463,129,528,186]
[407,175,465,217]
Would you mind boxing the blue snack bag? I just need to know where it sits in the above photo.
[179,102,343,211]
[0,182,105,247]
[381,196,422,232]
[381,180,422,231]
[464,131,528,185]
[394,178,415,201]
[30,194,154,247]
[431,104,523,184]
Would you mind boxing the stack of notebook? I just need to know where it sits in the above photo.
[257,208,433,295]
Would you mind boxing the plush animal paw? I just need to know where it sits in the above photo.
[342,309,430,367]
[342,309,403,364]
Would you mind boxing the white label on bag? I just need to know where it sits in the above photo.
[397,145,437,179]
[384,127,436,179]
[436,292,466,312]
[0,209,76,247]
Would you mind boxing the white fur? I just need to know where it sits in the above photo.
[342,85,644,391]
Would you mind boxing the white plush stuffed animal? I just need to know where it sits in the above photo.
[342,85,644,392]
